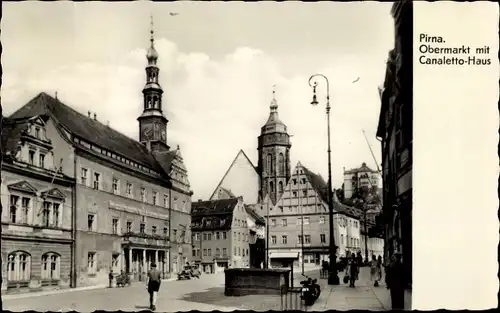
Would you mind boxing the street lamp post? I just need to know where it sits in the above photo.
[308,74,339,285]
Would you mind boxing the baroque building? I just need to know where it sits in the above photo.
[1,116,76,292]
[1,23,193,291]
[343,162,380,199]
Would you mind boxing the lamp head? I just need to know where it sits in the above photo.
[311,83,319,106]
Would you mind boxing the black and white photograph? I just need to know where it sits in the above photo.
[1,0,415,311]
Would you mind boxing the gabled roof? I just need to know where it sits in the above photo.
[153,150,178,174]
[191,198,240,231]
[1,115,50,156]
[301,164,329,204]
[209,149,259,200]
[9,92,165,174]
[244,205,266,226]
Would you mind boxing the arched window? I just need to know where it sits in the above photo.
[278,153,284,174]
[153,96,158,109]
[146,96,152,109]
[7,251,31,282]
[266,154,272,174]
[41,252,60,281]
[269,181,274,193]
[278,181,284,194]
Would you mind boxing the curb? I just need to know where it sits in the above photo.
[2,277,177,301]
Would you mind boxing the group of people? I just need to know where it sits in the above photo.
[343,251,406,310]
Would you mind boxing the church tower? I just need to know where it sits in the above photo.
[257,86,292,204]
[138,17,170,152]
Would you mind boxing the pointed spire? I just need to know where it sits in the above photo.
[270,84,278,112]
[146,14,159,64]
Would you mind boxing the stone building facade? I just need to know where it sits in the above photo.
[1,115,76,293]
[376,0,413,288]
[190,198,251,273]
[3,25,193,288]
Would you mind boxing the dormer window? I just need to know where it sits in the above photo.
[29,150,35,165]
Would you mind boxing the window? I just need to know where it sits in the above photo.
[271,235,277,244]
[266,154,273,173]
[341,234,344,244]
[279,206,284,213]
[278,181,284,194]
[298,235,303,244]
[152,226,157,235]
[21,197,30,224]
[216,248,220,256]
[164,195,169,208]
[351,238,354,246]
[303,217,310,225]
[39,153,45,168]
[237,233,240,241]
[140,223,145,233]
[126,183,133,197]
[7,252,31,281]
[319,216,325,224]
[278,153,284,174]
[52,203,60,227]
[93,173,100,190]
[41,253,60,280]
[293,179,297,185]
[192,249,196,257]
[126,221,132,233]
[173,229,177,239]
[216,232,220,240]
[222,232,227,240]
[207,233,212,240]
[269,181,274,193]
[112,254,119,272]
[271,219,276,227]
[297,217,302,225]
[173,198,178,210]
[282,219,287,226]
[320,234,326,243]
[303,190,307,197]
[153,191,158,205]
[29,150,35,165]
[164,227,169,237]
[207,249,212,256]
[88,214,95,231]
[112,178,119,194]
[87,252,97,275]
[293,191,297,197]
[281,235,287,244]
[304,235,311,244]
[9,195,19,223]
[223,248,227,256]
[203,249,207,256]
[301,178,306,184]
[112,218,119,235]
[203,233,207,241]
[80,168,88,186]
[35,127,40,138]
[141,188,147,202]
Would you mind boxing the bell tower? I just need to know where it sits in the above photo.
[257,86,292,204]
[138,16,170,152]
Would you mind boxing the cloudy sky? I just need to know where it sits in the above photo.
[2,1,394,200]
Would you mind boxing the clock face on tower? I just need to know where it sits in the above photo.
[142,127,153,140]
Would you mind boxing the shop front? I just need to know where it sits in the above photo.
[122,234,170,281]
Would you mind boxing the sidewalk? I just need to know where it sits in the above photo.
[1,277,176,301]
[310,267,410,311]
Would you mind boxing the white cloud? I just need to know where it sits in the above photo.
[2,36,387,200]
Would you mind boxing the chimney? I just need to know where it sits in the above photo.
[93,113,97,121]
[88,111,91,118]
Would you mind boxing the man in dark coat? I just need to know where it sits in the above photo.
[385,252,405,310]
[146,263,162,311]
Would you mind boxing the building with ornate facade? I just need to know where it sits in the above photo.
[1,116,76,292]
[1,25,193,291]
[376,0,413,288]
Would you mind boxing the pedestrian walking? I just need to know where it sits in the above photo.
[146,263,162,311]
[376,255,383,282]
[370,255,380,286]
[345,254,359,287]
[385,252,405,310]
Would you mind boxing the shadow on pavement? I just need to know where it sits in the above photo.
[134,305,151,310]
[181,287,283,311]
